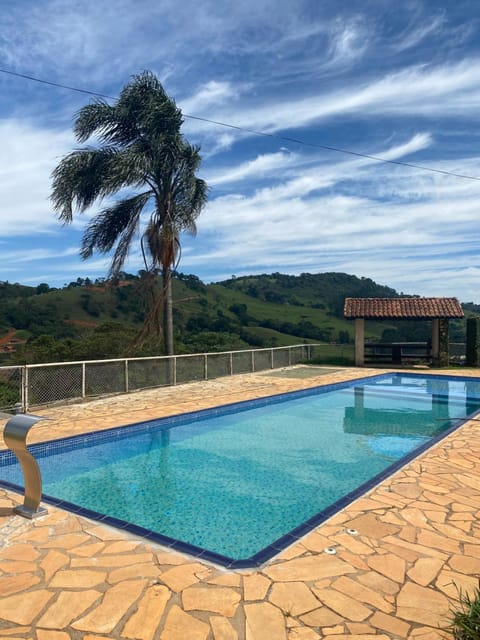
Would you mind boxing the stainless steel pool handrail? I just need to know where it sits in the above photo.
[3,414,49,519]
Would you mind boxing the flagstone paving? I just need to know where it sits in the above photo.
[0,366,479,639]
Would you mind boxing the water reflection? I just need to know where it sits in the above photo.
[343,377,480,438]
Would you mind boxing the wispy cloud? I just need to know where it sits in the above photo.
[1,0,480,303]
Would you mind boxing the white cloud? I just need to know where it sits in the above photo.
[0,119,74,235]
[208,151,301,186]
[183,58,480,143]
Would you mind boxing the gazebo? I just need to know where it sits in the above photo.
[343,297,464,367]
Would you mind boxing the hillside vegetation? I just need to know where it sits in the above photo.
[0,272,469,365]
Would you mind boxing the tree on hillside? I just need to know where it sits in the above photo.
[51,71,208,355]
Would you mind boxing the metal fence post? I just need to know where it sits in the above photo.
[124,359,129,393]
[229,352,233,376]
[251,351,255,373]
[21,366,26,412]
[173,357,177,386]
[24,366,29,413]
[81,362,86,398]
[204,354,208,380]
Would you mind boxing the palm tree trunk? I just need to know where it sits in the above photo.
[162,265,174,356]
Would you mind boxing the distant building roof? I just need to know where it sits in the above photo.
[343,297,464,320]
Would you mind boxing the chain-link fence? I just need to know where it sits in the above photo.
[5,342,470,412]
[0,366,23,412]
[19,344,319,410]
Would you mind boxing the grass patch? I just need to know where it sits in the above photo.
[450,582,480,640]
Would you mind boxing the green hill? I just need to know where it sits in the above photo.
[0,271,469,365]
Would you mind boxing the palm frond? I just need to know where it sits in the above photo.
[74,100,118,143]
[51,147,117,221]
[80,191,151,277]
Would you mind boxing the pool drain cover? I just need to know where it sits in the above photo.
[324,547,337,555]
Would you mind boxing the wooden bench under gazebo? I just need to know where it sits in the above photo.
[344,297,464,367]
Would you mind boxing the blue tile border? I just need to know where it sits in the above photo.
[1,370,479,568]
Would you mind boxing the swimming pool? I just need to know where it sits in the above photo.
[1,372,479,567]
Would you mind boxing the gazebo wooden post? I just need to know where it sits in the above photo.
[355,318,365,366]
[432,319,440,366]
[439,319,450,367]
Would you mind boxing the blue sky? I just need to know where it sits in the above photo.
[2,0,480,302]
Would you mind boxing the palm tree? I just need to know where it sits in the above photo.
[51,71,208,355]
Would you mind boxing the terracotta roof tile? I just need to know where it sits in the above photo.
[343,297,464,319]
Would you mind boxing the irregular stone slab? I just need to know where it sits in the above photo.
[0,573,40,597]
[396,581,450,626]
[71,552,154,567]
[356,571,400,596]
[331,532,375,556]
[101,540,141,554]
[121,584,170,640]
[336,549,369,571]
[465,543,480,558]
[298,532,334,553]
[210,616,239,640]
[407,557,444,586]
[331,576,394,613]
[0,589,54,625]
[208,573,241,587]
[84,525,126,541]
[382,535,448,559]
[108,562,161,584]
[269,582,320,616]
[243,574,270,601]
[346,622,376,634]
[299,607,343,627]
[449,511,474,521]
[160,562,212,592]
[369,611,410,637]
[391,482,422,499]
[455,471,480,491]
[37,589,101,628]
[36,630,71,640]
[40,533,91,549]
[40,550,70,582]
[1,544,39,561]
[263,555,354,583]
[70,542,105,557]
[156,549,193,566]
[344,514,399,539]
[49,569,106,589]
[53,515,84,534]
[435,568,479,599]
[416,529,461,553]
[287,628,321,640]
[367,553,405,583]
[276,542,306,561]
[0,560,38,573]
[400,507,430,528]
[330,635,389,640]
[0,626,31,636]
[161,604,210,640]
[312,587,372,622]
[449,554,480,575]
[245,602,286,640]
[182,586,240,617]
[72,578,146,633]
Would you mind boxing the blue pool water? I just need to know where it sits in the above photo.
[1,372,480,567]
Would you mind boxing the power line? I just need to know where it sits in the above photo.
[2,66,480,182]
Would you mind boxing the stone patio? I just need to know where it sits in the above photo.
[0,366,479,639]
